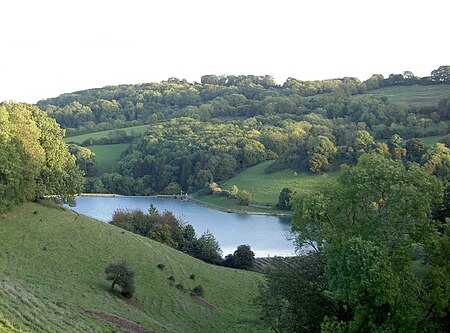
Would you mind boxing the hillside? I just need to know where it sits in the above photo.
[89,144,130,175]
[37,75,449,201]
[0,202,268,333]
[194,160,340,212]
[64,124,152,144]
[365,85,450,106]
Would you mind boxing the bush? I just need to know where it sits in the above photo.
[229,185,239,198]
[223,245,255,270]
[237,190,252,206]
[189,274,196,280]
[163,182,182,195]
[191,284,204,297]
[105,261,135,298]
[212,187,222,195]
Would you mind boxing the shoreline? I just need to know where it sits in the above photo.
[76,193,292,217]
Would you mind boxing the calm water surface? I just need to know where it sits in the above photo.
[69,196,296,257]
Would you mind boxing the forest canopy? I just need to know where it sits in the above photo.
[38,67,450,137]
[36,67,450,197]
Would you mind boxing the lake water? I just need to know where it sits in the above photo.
[68,196,296,257]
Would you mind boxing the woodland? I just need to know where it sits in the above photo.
[37,66,450,196]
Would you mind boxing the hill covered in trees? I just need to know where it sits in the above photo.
[38,66,450,137]
[36,67,450,197]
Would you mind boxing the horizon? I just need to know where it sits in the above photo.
[1,0,449,103]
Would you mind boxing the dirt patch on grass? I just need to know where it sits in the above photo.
[86,309,157,333]
[190,295,225,313]
[56,301,157,333]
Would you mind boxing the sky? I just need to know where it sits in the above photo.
[1,0,449,103]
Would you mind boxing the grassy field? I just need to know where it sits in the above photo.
[365,85,450,106]
[417,134,446,146]
[89,144,129,175]
[195,161,339,212]
[65,124,152,144]
[0,202,268,333]
[377,134,448,147]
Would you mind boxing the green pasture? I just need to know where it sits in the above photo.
[89,144,129,175]
[418,135,446,146]
[65,124,152,144]
[0,202,267,333]
[195,161,340,211]
[366,85,450,106]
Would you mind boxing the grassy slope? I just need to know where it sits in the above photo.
[65,124,151,144]
[0,202,267,333]
[89,144,129,175]
[195,161,339,211]
[419,135,446,146]
[365,85,450,106]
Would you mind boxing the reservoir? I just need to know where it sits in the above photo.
[69,196,296,257]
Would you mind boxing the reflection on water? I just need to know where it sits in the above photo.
[69,196,296,257]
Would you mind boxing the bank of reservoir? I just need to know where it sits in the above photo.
[69,196,296,257]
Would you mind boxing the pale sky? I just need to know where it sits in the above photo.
[1,0,449,103]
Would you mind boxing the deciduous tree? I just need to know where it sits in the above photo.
[105,261,135,298]
[290,154,448,332]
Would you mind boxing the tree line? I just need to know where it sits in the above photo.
[37,66,450,137]
[110,205,255,269]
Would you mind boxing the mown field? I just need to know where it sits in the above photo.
[0,202,267,333]
[195,161,340,211]
[64,124,152,144]
[365,84,450,106]
[89,144,129,175]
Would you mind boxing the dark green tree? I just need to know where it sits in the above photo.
[256,253,336,333]
[431,65,450,83]
[195,231,222,264]
[277,187,295,210]
[405,138,427,163]
[231,245,255,270]
[163,182,182,195]
[292,154,448,332]
[105,261,135,298]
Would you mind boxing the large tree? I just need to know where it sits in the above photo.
[290,154,449,332]
[256,253,335,333]
[0,103,84,211]
[431,65,450,83]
